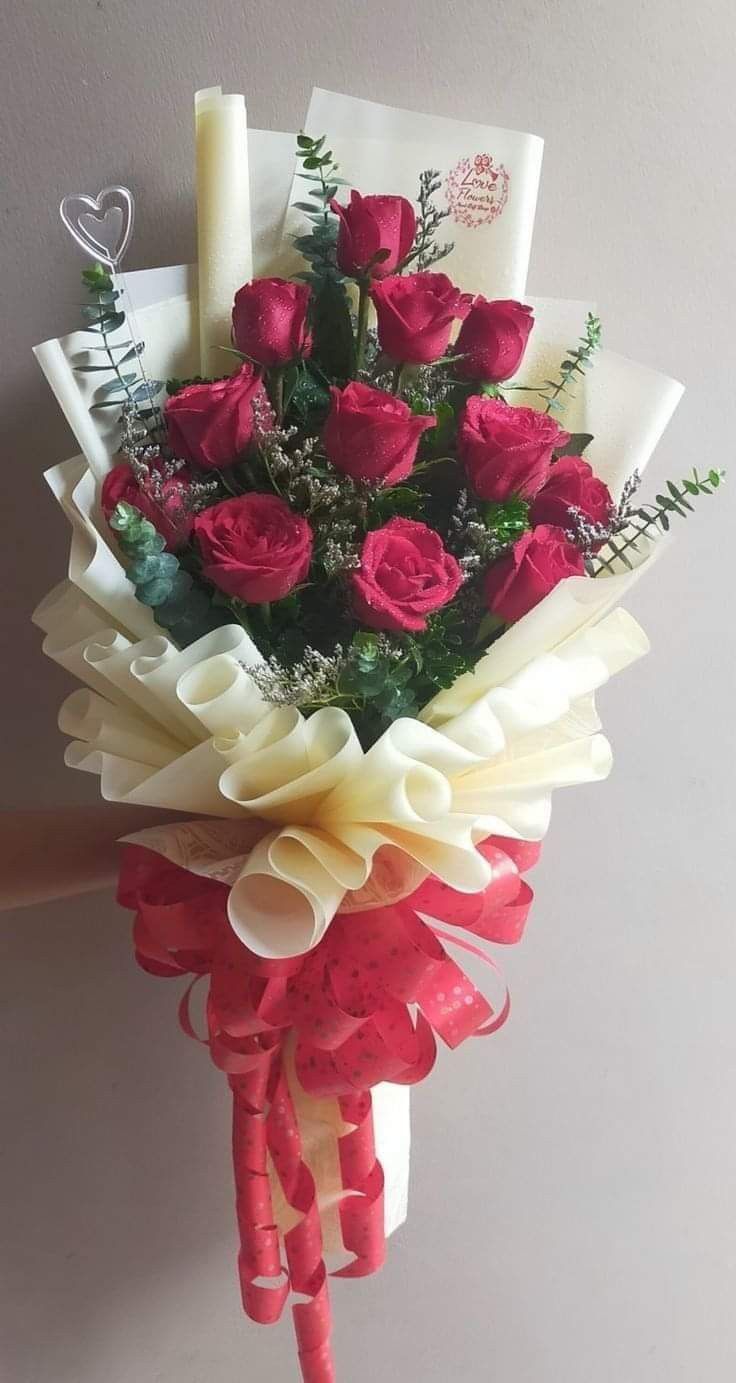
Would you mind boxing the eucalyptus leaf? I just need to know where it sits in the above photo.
[96,372,138,397]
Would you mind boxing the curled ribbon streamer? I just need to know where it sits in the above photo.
[117,828,539,1381]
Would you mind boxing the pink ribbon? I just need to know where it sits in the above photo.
[117,831,540,1381]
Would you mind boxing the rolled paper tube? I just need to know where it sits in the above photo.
[195,86,253,376]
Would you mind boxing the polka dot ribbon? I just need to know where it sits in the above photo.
[117,831,540,1380]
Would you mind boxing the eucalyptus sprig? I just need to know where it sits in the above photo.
[292,134,348,280]
[510,311,602,416]
[110,501,218,645]
[399,169,454,272]
[591,467,725,575]
[292,133,355,380]
[75,263,162,431]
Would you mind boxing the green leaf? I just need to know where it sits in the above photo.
[136,577,175,607]
[293,233,321,254]
[81,341,134,352]
[556,432,594,457]
[96,373,137,397]
[82,264,114,292]
[311,275,356,382]
[282,363,301,414]
[131,379,163,403]
[128,553,179,584]
[118,344,145,364]
[372,486,423,520]
[475,611,505,644]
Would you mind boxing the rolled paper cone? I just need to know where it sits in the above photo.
[195,86,253,376]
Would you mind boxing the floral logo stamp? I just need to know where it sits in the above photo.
[445,153,510,229]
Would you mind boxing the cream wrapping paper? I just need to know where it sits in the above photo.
[195,86,253,376]
[33,595,648,957]
[281,87,544,298]
[34,291,199,482]
[43,456,156,641]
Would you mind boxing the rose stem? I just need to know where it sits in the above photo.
[355,280,370,374]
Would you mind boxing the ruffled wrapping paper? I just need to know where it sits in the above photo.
[33,86,684,1374]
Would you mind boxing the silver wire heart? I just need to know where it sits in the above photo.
[59,186,135,268]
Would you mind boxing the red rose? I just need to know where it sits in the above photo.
[323,381,434,486]
[458,397,569,502]
[165,364,266,471]
[232,277,312,367]
[484,524,585,624]
[455,298,534,382]
[352,518,463,633]
[371,272,472,365]
[331,191,416,279]
[101,461,193,551]
[194,493,313,603]
[530,455,613,534]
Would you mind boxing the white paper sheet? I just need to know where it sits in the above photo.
[282,87,544,299]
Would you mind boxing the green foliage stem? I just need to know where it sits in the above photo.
[509,312,602,417]
[591,467,725,575]
[76,263,162,429]
[293,133,355,381]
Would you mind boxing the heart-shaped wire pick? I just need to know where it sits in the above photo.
[59,186,135,269]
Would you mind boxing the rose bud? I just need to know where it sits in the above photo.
[194,493,313,604]
[484,524,584,625]
[530,455,613,536]
[165,364,266,471]
[458,396,569,502]
[331,191,416,279]
[101,461,193,551]
[371,272,472,365]
[352,517,463,634]
[455,298,534,382]
[232,277,312,367]
[323,381,434,486]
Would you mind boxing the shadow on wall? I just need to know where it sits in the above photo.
[0,887,236,1380]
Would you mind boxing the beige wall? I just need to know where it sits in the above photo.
[2,2,735,1379]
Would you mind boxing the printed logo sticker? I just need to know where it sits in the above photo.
[445,154,510,229]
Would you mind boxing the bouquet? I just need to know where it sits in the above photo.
[33,86,723,1382]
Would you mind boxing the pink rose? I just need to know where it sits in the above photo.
[455,298,534,382]
[530,455,613,534]
[164,364,266,471]
[352,518,463,633]
[101,461,193,551]
[194,493,313,603]
[331,191,416,279]
[232,277,312,367]
[484,524,585,624]
[458,397,570,502]
[323,381,434,486]
[371,272,472,365]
